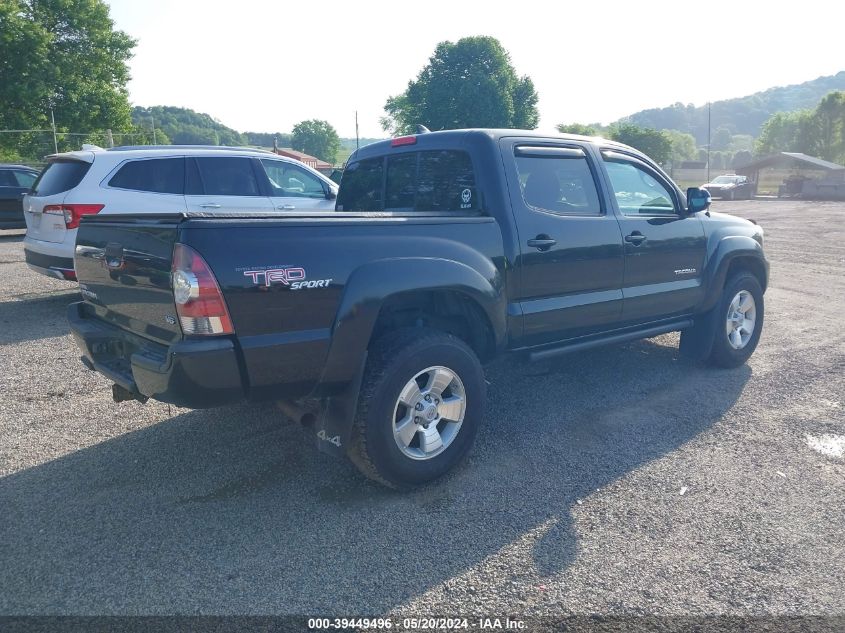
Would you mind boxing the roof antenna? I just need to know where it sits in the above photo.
[416,124,430,134]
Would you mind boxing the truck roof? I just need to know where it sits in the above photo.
[351,128,645,162]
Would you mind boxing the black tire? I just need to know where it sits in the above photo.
[348,327,485,489]
[705,272,764,368]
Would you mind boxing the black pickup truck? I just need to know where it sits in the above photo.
[68,129,768,488]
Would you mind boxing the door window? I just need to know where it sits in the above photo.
[514,147,602,215]
[193,157,262,196]
[13,170,37,188]
[0,170,15,187]
[603,158,677,216]
[260,159,327,199]
[108,158,185,194]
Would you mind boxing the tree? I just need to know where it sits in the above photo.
[292,119,340,164]
[131,106,245,146]
[556,123,598,136]
[732,150,753,168]
[0,0,136,158]
[608,123,673,165]
[381,36,539,135]
[710,126,733,151]
[663,129,697,165]
[814,91,845,162]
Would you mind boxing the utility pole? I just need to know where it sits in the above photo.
[355,111,359,151]
[50,108,58,154]
[706,102,712,184]
[151,116,157,144]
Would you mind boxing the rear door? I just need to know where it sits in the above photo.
[502,138,626,347]
[100,157,188,214]
[74,216,183,345]
[24,158,92,243]
[259,158,336,211]
[599,151,706,322]
[185,156,274,214]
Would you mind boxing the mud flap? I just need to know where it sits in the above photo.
[313,353,368,458]
[680,304,719,362]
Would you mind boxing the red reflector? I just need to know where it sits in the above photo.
[43,204,105,230]
[171,243,233,335]
[391,136,417,147]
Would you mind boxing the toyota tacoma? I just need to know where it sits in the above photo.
[68,129,769,488]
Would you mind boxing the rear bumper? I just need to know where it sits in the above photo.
[24,247,76,280]
[67,301,245,408]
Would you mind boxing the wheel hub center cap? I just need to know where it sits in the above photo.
[422,402,438,423]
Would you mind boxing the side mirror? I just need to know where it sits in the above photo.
[326,187,337,200]
[686,187,711,214]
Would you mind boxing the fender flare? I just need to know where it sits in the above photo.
[317,256,505,394]
[699,236,768,313]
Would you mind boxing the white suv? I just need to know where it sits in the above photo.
[23,145,339,280]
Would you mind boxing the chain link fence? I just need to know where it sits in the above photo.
[0,129,155,168]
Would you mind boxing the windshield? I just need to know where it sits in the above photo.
[712,176,741,184]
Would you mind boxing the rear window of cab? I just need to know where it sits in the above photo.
[337,150,478,213]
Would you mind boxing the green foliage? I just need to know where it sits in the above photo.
[130,106,245,146]
[663,129,697,164]
[608,123,673,165]
[291,119,340,164]
[556,123,598,136]
[732,150,753,168]
[755,91,845,163]
[623,72,845,143]
[0,0,136,158]
[710,126,733,151]
[382,36,539,135]
[243,131,292,148]
[729,134,754,151]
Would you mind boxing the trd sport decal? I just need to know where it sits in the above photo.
[240,266,332,289]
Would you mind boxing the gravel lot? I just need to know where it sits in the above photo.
[0,200,843,618]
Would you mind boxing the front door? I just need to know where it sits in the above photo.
[502,139,626,347]
[259,158,335,211]
[599,151,707,322]
[185,156,274,214]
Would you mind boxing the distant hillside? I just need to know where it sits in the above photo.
[131,106,245,146]
[622,71,845,143]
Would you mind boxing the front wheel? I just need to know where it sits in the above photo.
[705,272,764,368]
[348,328,485,489]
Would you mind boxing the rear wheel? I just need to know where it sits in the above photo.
[348,328,485,489]
[705,272,764,368]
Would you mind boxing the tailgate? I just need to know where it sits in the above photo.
[74,214,184,345]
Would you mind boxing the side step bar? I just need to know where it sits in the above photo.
[528,319,694,362]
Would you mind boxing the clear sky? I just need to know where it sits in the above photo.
[107,0,845,138]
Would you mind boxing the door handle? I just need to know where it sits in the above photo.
[199,203,221,209]
[625,231,647,245]
[277,204,296,210]
[527,235,557,251]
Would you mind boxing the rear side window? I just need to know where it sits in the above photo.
[31,161,91,197]
[0,170,15,187]
[514,147,602,215]
[192,157,262,197]
[14,170,37,188]
[337,150,477,213]
[108,158,185,194]
[336,157,384,211]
